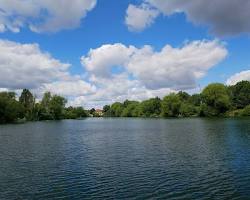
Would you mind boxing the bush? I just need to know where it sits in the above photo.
[180,103,198,117]
[240,105,250,116]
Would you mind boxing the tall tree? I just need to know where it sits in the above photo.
[161,93,182,117]
[110,102,124,117]
[39,92,53,120]
[49,95,67,120]
[19,89,35,120]
[103,105,111,117]
[201,83,231,116]
[41,92,52,111]
[0,92,24,123]
[229,81,250,109]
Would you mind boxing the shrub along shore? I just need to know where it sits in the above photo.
[0,81,250,124]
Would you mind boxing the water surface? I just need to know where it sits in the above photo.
[0,118,250,199]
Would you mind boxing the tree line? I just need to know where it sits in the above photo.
[0,80,250,124]
[0,90,87,124]
[103,81,250,118]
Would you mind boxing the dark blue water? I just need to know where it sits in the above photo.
[0,118,250,200]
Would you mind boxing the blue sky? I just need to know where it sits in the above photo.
[0,0,249,108]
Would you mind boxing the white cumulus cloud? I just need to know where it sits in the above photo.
[41,80,96,97]
[0,39,70,89]
[126,0,250,36]
[0,0,97,33]
[81,43,135,78]
[125,3,159,32]
[226,70,250,85]
[0,39,96,104]
[81,40,227,90]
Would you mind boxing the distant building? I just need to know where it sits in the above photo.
[95,109,103,117]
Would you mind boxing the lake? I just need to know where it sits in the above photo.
[0,118,250,199]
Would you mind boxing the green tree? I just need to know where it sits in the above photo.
[39,92,67,120]
[201,83,231,116]
[140,97,161,117]
[73,107,87,118]
[64,107,87,119]
[161,93,181,117]
[89,108,96,115]
[32,103,43,121]
[40,92,53,120]
[178,91,190,102]
[49,95,67,120]
[103,105,111,117]
[229,81,250,109]
[103,105,110,112]
[110,102,124,117]
[19,89,34,109]
[189,94,202,106]
[121,101,140,117]
[19,89,35,120]
[180,103,198,117]
[0,92,24,123]
[41,92,52,106]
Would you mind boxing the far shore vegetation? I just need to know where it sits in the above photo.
[0,81,250,124]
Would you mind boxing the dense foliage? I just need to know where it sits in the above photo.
[0,90,87,124]
[228,81,250,109]
[103,81,250,118]
[0,92,24,123]
[200,83,231,117]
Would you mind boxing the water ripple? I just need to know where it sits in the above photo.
[0,118,250,199]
